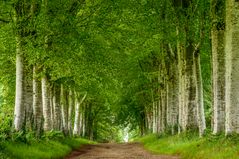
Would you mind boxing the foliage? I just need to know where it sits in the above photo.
[41,131,65,141]
[0,104,13,141]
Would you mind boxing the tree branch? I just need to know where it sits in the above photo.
[193,43,200,55]
[168,43,175,57]
[79,92,87,105]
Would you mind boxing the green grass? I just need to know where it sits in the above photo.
[0,138,96,159]
[135,133,239,159]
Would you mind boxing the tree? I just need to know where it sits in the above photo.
[13,0,33,131]
[225,0,239,135]
[211,0,226,134]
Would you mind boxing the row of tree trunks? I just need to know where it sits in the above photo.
[14,55,88,136]
[11,0,90,139]
[171,0,239,137]
[15,68,88,137]
[147,37,206,136]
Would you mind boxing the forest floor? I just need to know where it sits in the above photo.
[65,143,179,159]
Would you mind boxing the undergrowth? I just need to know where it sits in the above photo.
[135,132,239,159]
[0,131,95,159]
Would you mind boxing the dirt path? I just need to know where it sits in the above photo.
[65,143,180,159]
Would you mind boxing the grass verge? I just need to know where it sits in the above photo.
[0,138,95,159]
[135,133,239,159]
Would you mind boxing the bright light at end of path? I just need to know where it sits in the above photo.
[123,133,129,142]
[123,128,129,142]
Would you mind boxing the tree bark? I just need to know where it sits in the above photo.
[53,84,61,130]
[68,89,74,136]
[185,43,198,130]
[73,92,80,135]
[24,76,33,131]
[171,61,179,135]
[79,109,83,136]
[73,92,87,136]
[212,29,225,134]
[152,89,156,133]
[82,102,86,137]
[225,0,239,135]
[61,84,68,135]
[177,33,187,132]
[211,0,226,134]
[49,85,54,129]
[194,52,206,136]
[41,75,51,131]
[166,81,172,130]
[33,66,42,136]
[14,36,25,131]
[160,72,167,133]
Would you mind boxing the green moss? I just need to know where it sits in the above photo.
[135,134,239,159]
[0,138,96,159]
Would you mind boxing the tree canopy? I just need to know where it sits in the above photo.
[1,0,238,142]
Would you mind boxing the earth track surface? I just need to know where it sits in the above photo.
[65,143,180,159]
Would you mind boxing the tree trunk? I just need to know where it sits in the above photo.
[53,84,61,130]
[185,43,198,130]
[79,110,83,136]
[73,92,80,136]
[212,29,225,134]
[49,85,54,129]
[194,53,206,136]
[73,93,87,136]
[152,89,156,133]
[68,89,74,136]
[82,103,86,137]
[160,74,167,133]
[157,99,161,133]
[14,36,25,131]
[60,84,68,135]
[177,35,187,132]
[171,61,179,135]
[177,44,183,132]
[211,0,226,134]
[225,0,239,135]
[156,67,161,134]
[146,108,152,133]
[33,66,42,136]
[166,81,172,130]
[24,77,33,131]
[41,75,51,131]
